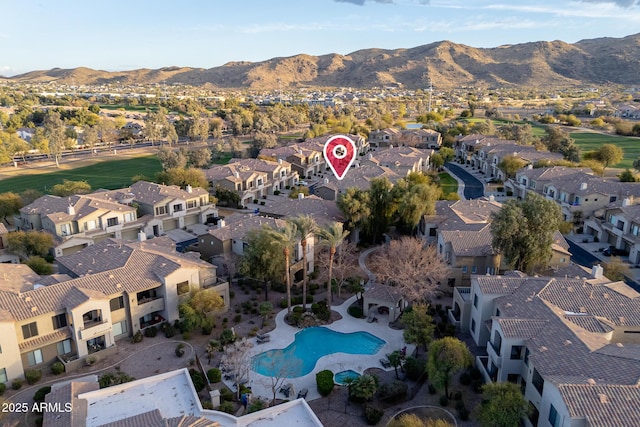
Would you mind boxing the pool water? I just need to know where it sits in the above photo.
[334,369,361,385]
[252,327,386,378]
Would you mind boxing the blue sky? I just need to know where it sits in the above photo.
[2,0,639,77]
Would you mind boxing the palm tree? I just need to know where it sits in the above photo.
[265,222,298,314]
[288,215,318,311]
[318,221,350,306]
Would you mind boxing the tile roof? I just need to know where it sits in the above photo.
[207,215,286,241]
[364,285,403,303]
[43,381,99,427]
[19,328,72,351]
[497,318,547,338]
[258,196,345,225]
[564,315,614,333]
[558,384,640,427]
[440,225,495,257]
[98,409,166,427]
[128,181,208,205]
[0,264,42,293]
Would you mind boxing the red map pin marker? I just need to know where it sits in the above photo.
[323,135,357,180]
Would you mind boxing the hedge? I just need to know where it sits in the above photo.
[316,370,335,396]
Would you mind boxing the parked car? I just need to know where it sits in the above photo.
[602,246,629,257]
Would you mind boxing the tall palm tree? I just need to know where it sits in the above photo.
[265,222,298,314]
[288,215,318,311]
[318,221,349,306]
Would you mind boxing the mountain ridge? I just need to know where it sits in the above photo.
[6,33,640,89]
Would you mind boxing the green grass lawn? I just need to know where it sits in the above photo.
[211,154,233,165]
[569,132,640,170]
[438,172,458,195]
[0,156,163,194]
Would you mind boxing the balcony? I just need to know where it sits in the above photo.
[454,287,471,302]
[477,355,498,383]
[137,297,165,316]
[79,319,111,340]
[487,340,502,367]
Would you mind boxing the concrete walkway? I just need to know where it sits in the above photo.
[359,246,381,289]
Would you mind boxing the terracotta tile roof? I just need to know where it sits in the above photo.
[440,225,495,257]
[19,328,72,351]
[166,415,222,427]
[559,384,640,427]
[364,285,403,303]
[258,196,345,225]
[564,315,614,333]
[207,215,285,242]
[128,181,207,205]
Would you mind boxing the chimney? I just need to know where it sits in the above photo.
[138,230,147,242]
[217,219,226,229]
[278,159,283,164]
[185,185,192,193]
[527,164,533,170]
[67,204,75,215]
[591,264,603,279]
[489,195,495,202]
[622,197,631,207]
[580,182,588,191]
[298,193,305,200]
[323,178,329,184]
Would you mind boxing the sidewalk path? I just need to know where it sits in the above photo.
[359,246,381,289]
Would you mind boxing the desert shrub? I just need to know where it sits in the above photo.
[189,369,206,392]
[25,369,42,385]
[201,318,214,335]
[364,404,384,425]
[219,328,235,345]
[439,395,449,406]
[378,380,408,401]
[144,326,158,337]
[234,314,242,323]
[163,323,176,338]
[33,386,51,403]
[130,330,143,343]
[403,357,425,381]
[98,371,135,389]
[50,361,64,375]
[316,370,335,396]
[248,399,265,413]
[0,383,5,395]
[12,379,23,390]
[311,301,331,321]
[201,400,214,410]
[175,343,185,357]
[220,387,235,401]
[207,368,222,384]
[348,306,363,318]
[219,401,235,413]
[182,331,191,340]
[459,372,471,386]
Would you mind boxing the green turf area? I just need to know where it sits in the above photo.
[0,156,163,194]
[211,154,232,165]
[569,132,640,170]
[438,172,458,194]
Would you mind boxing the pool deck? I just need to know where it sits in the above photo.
[232,296,411,403]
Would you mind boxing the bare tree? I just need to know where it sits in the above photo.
[371,237,449,304]
[255,350,303,406]
[316,241,364,299]
[221,338,254,399]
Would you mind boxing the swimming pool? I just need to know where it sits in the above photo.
[334,369,361,385]
[252,327,386,378]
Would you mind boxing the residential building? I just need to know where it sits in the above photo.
[362,146,432,176]
[15,181,217,257]
[205,158,298,207]
[314,163,400,201]
[453,270,640,427]
[585,200,640,263]
[505,166,640,222]
[369,128,442,149]
[0,238,229,383]
[0,223,20,264]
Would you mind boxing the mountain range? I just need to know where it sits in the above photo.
[5,33,640,90]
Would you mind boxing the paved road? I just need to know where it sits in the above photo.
[444,162,485,199]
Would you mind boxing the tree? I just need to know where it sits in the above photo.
[427,337,472,398]
[593,143,623,176]
[288,215,317,311]
[43,110,66,167]
[82,125,99,151]
[240,226,287,291]
[438,147,456,162]
[50,180,91,196]
[402,304,434,356]
[618,169,637,182]
[155,168,209,188]
[25,256,53,275]
[20,189,42,206]
[371,237,449,304]
[179,289,225,331]
[317,221,350,305]
[229,137,244,158]
[0,192,23,224]
[498,155,527,179]
[220,337,254,399]
[541,126,580,162]
[156,146,187,170]
[490,192,562,273]
[602,258,631,282]
[337,187,371,242]
[188,117,209,142]
[316,241,363,299]
[478,382,528,427]
[250,132,278,157]
[7,230,54,260]
[188,148,212,168]
[349,374,378,402]
[387,351,402,380]
[367,177,395,242]
[256,349,302,406]
[388,414,454,427]
[430,153,444,170]
[265,222,298,314]
[394,175,440,234]
[259,302,273,328]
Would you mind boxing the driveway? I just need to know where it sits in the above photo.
[444,163,485,200]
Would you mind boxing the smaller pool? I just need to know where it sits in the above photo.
[334,369,361,385]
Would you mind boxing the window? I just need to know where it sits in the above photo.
[27,349,43,366]
[155,206,167,215]
[257,178,263,186]
[177,281,190,295]
[22,322,38,339]
[548,404,560,427]
[60,223,71,235]
[173,203,183,212]
[187,200,196,209]
[473,294,478,308]
[510,345,523,360]
[112,320,128,336]
[57,339,72,355]
[471,319,476,333]
[462,266,468,273]
[532,368,544,396]
[507,374,519,384]
[107,217,118,227]
[471,266,477,274]
[524,348,530,366]
[52,313,67,330]
[110,296,125,311]
[124,213,134,223]
[528,402,540,426]
[495,308,501,317]
[0,368,7,383]
[85,220,97,231]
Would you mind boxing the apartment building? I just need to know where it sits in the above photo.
[205,158,298,207]
[15,181,217,257]
[0,238,229,384]
[585,201,640,264]
[362,146,432,176]
[452,270,640,427]
[0,223,20,264]
[505,166,640,222]
[368,128,442,149]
